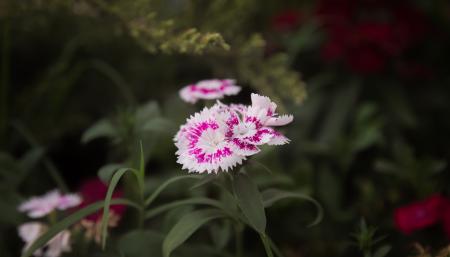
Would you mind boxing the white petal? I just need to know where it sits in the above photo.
[267,133,290,145]
[265,114,294,126]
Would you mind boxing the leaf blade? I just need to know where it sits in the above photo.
[100,167,139,248]
[144,174,201,206]
[261,188,323,227]
[162,209,226,257]
[232,172,266,233]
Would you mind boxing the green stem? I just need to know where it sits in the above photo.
[260,233,274,257]
[12,122,69,192]
[235,223,243,257]
[0,18,10,147]
[268,237,286,257]
[48,211,58,225]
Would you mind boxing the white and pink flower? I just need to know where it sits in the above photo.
[179,79,241,103]
[174,93,293,173]
[18,222,72,257]
[18,190,82,218]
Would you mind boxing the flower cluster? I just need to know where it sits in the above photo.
[17,190,81,257]
[174,93,293,173]
[394,194,450,239]
[179,79,241,104]
[316,0,429,74]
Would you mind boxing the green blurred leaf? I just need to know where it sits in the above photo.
[119,230,164,257]
[145,174,201,206]
[232,172,266,233]
[317,81,359,145]
[162,209,226,257]
[19,147,45,171]
[317,168,346,218]
[190,174,217,190]
[261,189,323,227]
[145,197,229,220]
[373,245,391,257]
[141,117,176,133]
[101,167,140,248]
[82,119,118,143]
[98,163,126,183]
[210,221,231,250]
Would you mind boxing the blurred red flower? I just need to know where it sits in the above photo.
[316,0,429,74]
[77,178,126,221]
[394,194,446,235]
[443,200,450,239]
[271,9,303,32]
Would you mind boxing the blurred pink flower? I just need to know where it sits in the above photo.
[179,79,241,104]
[18,190,82,218]
[18,222,71,257]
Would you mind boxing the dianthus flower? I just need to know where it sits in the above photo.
[179,79,241,103]
[18,190,82,218]
[18,222,71,257]
[174,93,292,173]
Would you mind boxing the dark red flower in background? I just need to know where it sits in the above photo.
[271,9,303,32]
[443,200,450,239]
[316,0,429,74]
[394,194,445,234]
[394,194,450,239]
[77,178,126,221]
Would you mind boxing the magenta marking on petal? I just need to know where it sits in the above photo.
[245,116,262,129]
[193,146,233,164]
[231,138,258,151]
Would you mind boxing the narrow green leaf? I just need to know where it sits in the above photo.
[19,147,45,171]
[139,141,145,181]
[190,174,217,190]
[21,199,138,257]
[144,174,201,206]
[259,233,274,257]
[232,172,266,233]
[100,168,139,248]
[162,209,226,257]
[98,163,125,183]
[81,119,117,144]
[145,197,228,220]
[261,189,323,227]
